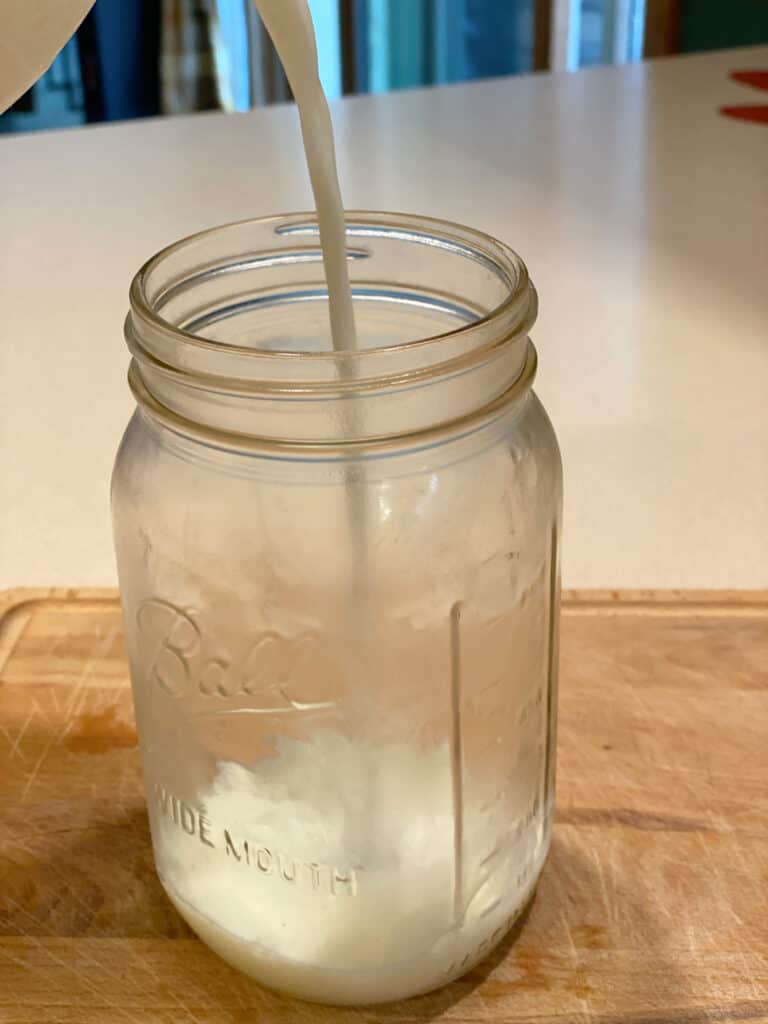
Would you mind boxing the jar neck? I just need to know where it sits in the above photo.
[126,212,538,453]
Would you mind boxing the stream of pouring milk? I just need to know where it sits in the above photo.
[158,0,544,1004]
[252,0,357,353]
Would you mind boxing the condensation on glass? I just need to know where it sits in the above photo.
[112,213,563,1005]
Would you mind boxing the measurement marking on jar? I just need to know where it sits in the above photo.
[449,601,465,928]
[154,783,358,896]
[442,901,527,980]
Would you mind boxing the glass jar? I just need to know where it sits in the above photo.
[112,212,562,1006]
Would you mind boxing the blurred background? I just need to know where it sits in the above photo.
[1,0,765,134]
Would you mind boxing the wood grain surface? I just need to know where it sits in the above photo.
[0,588,766,1023]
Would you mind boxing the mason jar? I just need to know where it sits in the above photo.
[112,212,562,1005]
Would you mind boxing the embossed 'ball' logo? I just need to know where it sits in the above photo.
[136,599,334,714]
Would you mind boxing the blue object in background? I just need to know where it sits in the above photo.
[0,38,85,134]
[578,0,647,69]
[361,0,651,90]
[308,0,343,98]
[209,0,252,111]
[80,0,161,122]
[457,0,535,80]
[362,0,536,93]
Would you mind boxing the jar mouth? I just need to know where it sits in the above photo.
[126,212,537,447]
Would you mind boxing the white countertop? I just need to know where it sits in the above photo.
[1,47,766,591]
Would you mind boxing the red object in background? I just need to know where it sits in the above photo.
[720,105,768,125]
[721,69,768,125]
[729,70,768,91]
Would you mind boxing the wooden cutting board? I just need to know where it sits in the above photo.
[0,587,766,1023]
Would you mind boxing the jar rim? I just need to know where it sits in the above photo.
[129,210,535,374]
[126,211,538,449]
